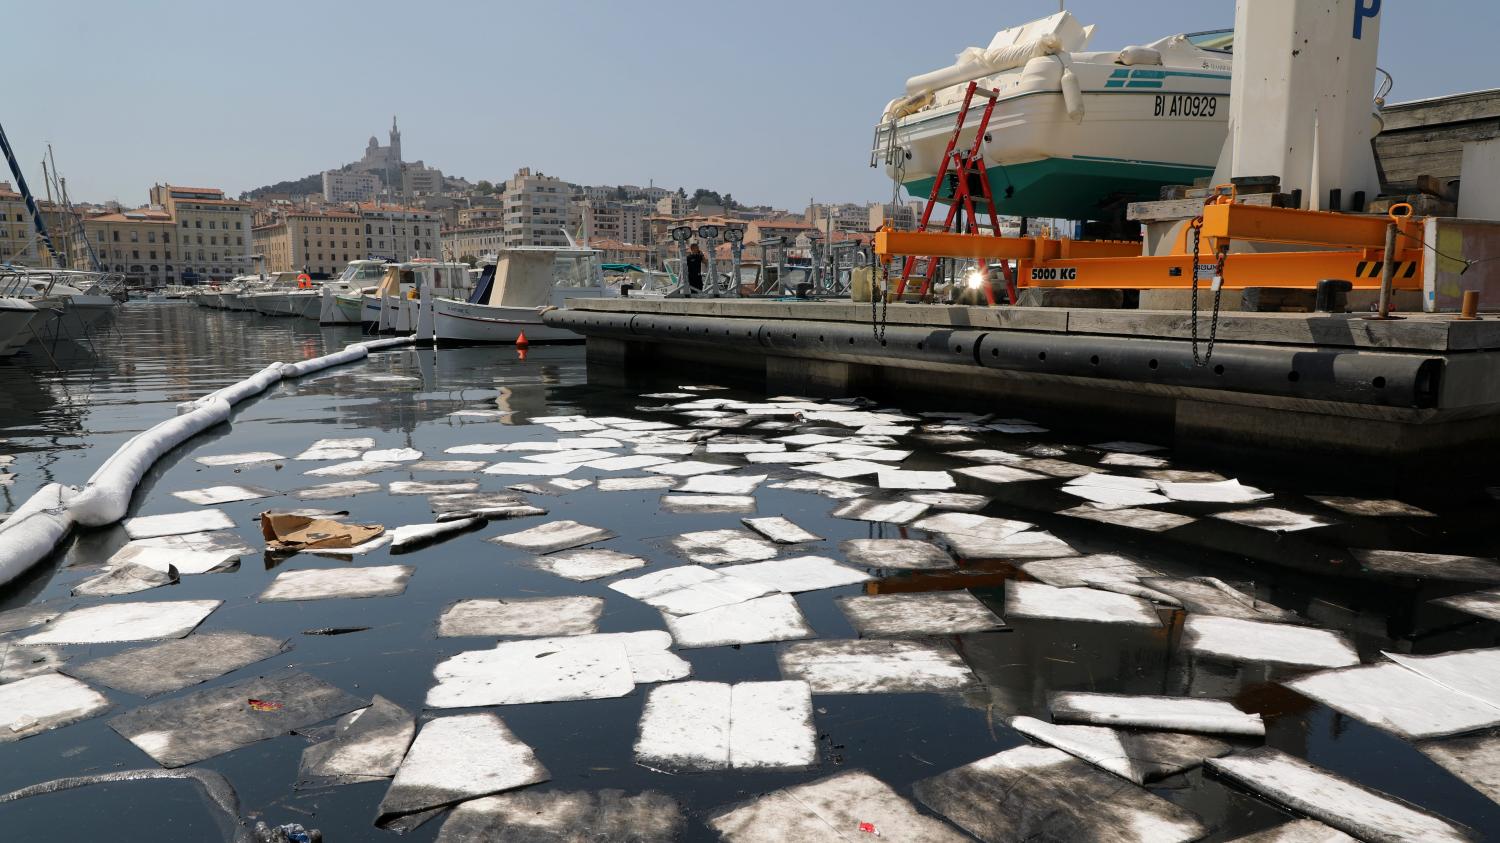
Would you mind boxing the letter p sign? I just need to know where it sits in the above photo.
[1353,0,1381,39]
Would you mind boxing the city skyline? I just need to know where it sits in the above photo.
[5,0,1495,208]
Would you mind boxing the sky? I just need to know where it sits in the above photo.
[3,0,1495,210]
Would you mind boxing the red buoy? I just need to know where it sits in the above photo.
[515,330,529,348]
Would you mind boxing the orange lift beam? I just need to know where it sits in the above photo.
[874,199,1427,292]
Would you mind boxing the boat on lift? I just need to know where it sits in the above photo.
[431,246,613,344]
[873,11,1232,221]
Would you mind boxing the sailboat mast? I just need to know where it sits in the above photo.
[0,119,63,268]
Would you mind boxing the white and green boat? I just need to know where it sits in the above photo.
[873,11,1232,221]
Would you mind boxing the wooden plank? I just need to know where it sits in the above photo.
[1380,91,1500,131]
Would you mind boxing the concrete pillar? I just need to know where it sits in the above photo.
[765,355,875,397]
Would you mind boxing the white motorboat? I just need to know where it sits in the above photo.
[873,11,1232,221]
[432,247,613,344]
[0,297,41,358]
[248,272,317,317]
[320,260,387,324]
[345,260,474,332]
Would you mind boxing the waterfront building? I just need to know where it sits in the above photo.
[149,184,254,282]
[442,222,506,261]
[356,202,441,261]
[72,207,175,285]
[252,208,362,278]
[0,182,42,265]
[456,207,505,228]
[590,238,650,267]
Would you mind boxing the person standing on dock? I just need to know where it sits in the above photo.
[686,242,704,294]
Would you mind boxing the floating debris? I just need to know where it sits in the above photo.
[1159,479,1273,504]
[904,491,990,512]
[1009,715,1230,784]
[741,516,821,544]
[436,789,683,842]
[295,438,376,461]
[747,451,832,465]
[260,565,414,601]
[663,594,814,649]
[1005,581,1162,626]
[0,605,60,636]
[0,674,109,742]
[838,592,1004,637]
[194,451,285,467]
[294,480,382,500]
[831,498,930,525]
[1061,484,1171,507]
[1211,507,1335,532]
[914,745,1206,843]
[876,469,955,491]
[523,447,619,465]
[299,695,416,787]
[110,671,364,767]
[675,473,767,495]
[584,454,674,472]
[1058,505,1196,532]
[389,518,482,551]
[71,563,178,597]
[1309,496,1434,517]
[1020,554,1167,596]
[667,529,779,565]
[1224,820,1359,842]
[428,637,634,708]
[260,513,384,552]
[709,770,968,842]
[1415,732,1500,807]
[777,639,978,694]
[1142,577,1301,623]
[21,600,221,645]
[109,536,247,576]
[124,509,235,539]
[377,713,549,831]
[597,475,677,492]
[481,461,578,477]
[1431,588,1500,620]
[305,459,397,478]
[839,538,955,570]
[644,460,735,477]
[1350,549,1500,582]
[1048,692,1266,735]
[438,596,604,638]
[389,479,479,496]
[611,566,774,616]
[661,494,758,513]
[65,632,287,697]
[364,447,423,462]
[0,643,65,683]
[172,485,277,506]
[515,548,645,582]
[767,477,873,499]
[1183,616,1359,669]
[1099,452,1169,468]
[405,460,487,473]
[488,520,617,554]
[720,555,871,593]
[960,529,1077,560]
[954,464,1047,484]
[1206,747,1472,843]
[635,680,817,772]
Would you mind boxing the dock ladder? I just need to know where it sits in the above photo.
[894,81,1015,304]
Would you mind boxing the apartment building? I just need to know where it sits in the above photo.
[0,182,42,265]
[442,223,507,261]
[456,207,505,228]
[577,198,648,246]
[322,171,380,203]
[149,185,254,282]
[806,202,872,235]
[502,168,570,248]
[356,203,441,261]
[252,208,362,277]
[74,208,176,285]
[590,238,649,267]
[868,201,922,231]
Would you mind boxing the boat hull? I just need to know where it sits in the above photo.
[903,156,1212,221]
[433,299,581,345]
[0,300,39,358]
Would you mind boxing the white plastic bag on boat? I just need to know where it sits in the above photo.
[69,397,233,527]
[0,483,76,586]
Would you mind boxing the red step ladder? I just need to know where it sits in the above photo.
[894,81,1015,304]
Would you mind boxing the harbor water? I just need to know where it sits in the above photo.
[0,302,1497,841]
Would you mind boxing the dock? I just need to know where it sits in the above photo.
[547,298,1500,475]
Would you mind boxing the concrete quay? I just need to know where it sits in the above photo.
[545,298,1500,479]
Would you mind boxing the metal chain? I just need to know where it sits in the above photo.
[1204,246,1227,364]
[1189,218,1203,365]
[872,260,889,344]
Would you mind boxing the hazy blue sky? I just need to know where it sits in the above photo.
[3,0,1494,209]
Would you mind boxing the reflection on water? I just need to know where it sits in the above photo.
[0,303,1496,841]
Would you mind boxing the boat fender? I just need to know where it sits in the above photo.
[1114,46,1162,66]
[0,483,76,588]
[70,397,233,527]
[1060,63,1084,121]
